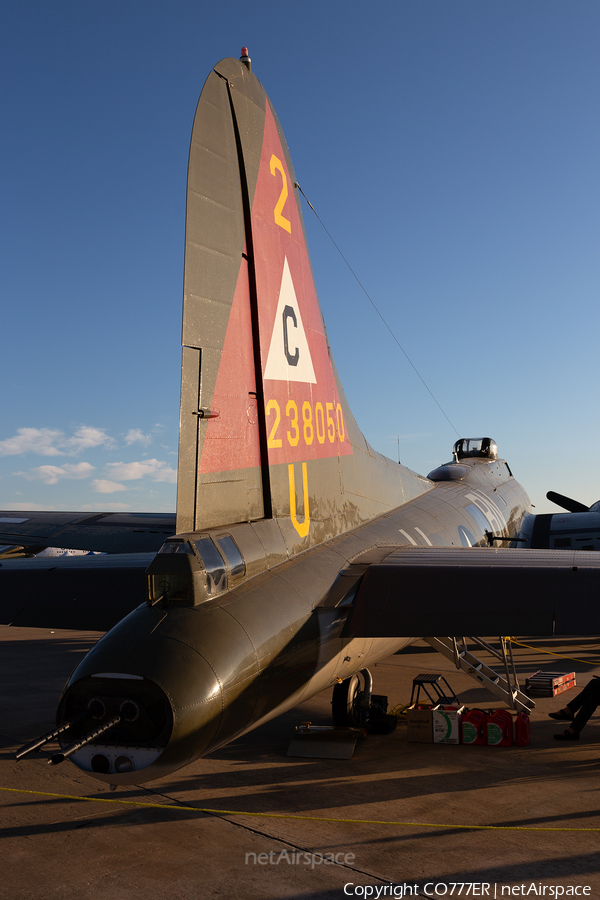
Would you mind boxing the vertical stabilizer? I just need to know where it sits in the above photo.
[177,56,429,544]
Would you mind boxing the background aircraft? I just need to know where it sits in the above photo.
[7,52,600,787]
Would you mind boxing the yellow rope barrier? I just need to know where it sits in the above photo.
[1,786,599,833]
[507,637,600,666]
[388,703,410,719]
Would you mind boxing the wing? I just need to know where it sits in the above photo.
[343,547,600,637]
[0,511,176,554]
[0,511,173,631]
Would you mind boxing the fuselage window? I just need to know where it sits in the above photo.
[192,538,227,595]
[216,534,245,579]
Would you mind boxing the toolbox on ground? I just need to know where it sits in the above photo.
[525,671,576,697]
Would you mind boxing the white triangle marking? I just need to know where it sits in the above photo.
[263,258,317,384]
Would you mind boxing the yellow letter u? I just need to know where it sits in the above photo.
[288,462,309,537]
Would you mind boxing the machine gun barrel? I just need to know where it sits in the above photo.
[16,710,92,760]
[47,715,121,766]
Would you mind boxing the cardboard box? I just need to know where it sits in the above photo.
[432,706,464,744]
[407,705,464,743]
[406,705,434,742]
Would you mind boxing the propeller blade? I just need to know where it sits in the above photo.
[546,491,590,513]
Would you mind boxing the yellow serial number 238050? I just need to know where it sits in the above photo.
[266,399,345,450]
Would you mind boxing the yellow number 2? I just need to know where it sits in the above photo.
[266,399,282,448]
[270,154,292,233]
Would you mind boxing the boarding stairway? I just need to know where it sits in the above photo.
[424,636,534,714]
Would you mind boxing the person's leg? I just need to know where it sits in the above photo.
[568,679,600,713]
[550,679,599,718]
[553,679,600,739]
[570,679,600,733]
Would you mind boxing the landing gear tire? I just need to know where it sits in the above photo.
[331,669,372,727]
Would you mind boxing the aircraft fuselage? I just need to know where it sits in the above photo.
[57,455,530,784]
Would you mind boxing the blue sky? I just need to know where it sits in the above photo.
[1,1,599,514]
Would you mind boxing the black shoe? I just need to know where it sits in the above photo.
[549,711,572,721]
[554,729,579,740]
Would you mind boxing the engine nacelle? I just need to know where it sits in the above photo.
[518,511,600,550]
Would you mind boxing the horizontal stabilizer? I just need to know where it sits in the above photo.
[0,554,154,630]
[344,548,600,637]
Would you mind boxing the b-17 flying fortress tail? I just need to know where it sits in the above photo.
[175,52,428,544]
[8,52,600,786]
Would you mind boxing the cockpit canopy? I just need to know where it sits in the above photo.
[453,437,498,461]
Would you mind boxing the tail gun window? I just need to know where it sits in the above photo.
[192,538,227,595]
[216,535,245,579]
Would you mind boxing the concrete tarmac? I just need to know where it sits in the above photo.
[2,625,600,900]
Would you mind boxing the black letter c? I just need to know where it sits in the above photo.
[283,305,299,366]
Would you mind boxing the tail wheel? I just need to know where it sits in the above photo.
[331,669,371,727]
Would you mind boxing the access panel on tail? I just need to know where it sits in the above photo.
[176,56,429,547]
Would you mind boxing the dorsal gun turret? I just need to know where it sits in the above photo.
[453,438,498,462]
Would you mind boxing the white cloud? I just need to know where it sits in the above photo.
[16,462,96,485]
[105,459,177,483]
[0,425,115,457]
[63,426,116,453]
[92,479,128,493]
[0,428,65,457]
[124,428,152,447]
